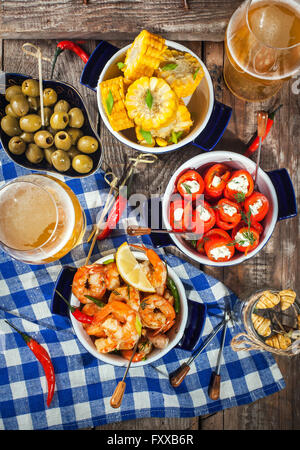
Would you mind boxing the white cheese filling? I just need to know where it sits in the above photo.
[227,174,249,194]
[174,207,184,222]
[235,231,251,247]
[181,180,200,194]
[209,245,231,260]
[211,175,221,187]
[196,204,211,222]
[249,199,263,216]
[222,204,238,217]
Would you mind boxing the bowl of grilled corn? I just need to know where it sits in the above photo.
[97,30,214,153]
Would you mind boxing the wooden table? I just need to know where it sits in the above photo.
[1,1,299,431]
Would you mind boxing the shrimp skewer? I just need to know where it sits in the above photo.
[130,244,167,295]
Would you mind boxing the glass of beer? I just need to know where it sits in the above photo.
[224,0,300,101]
[0,174,86,264]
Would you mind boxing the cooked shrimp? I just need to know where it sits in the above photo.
[93,301,140,353]
[163,289,174,306]
[131,244,167,295]
[104,262,121,291]
[72,264,106,304]
[121,339,153,362]
[139,294,176,334]
[146,330,169,349]
[82,303,107,337]
[108,285,140,311]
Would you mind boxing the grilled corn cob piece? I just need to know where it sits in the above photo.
[123,30,167,81]
[135,99,193,145]
[125,76,178,131]
[100,76,134,132]
[265,334,291,350]
[156,49,204,98]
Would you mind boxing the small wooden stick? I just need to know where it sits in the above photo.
[110,341,139,408]
[22,43,51,127]
[85,176,118,265]
[182,0,189,10]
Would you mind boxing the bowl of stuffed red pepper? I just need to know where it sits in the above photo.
[161,151,297,266]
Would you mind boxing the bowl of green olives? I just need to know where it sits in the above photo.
[0,73,102,177]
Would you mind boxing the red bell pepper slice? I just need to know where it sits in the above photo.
[224,169,254,201]
[244,191,269,222]
[192,201,216,235]
[232,226,260,255]
[97,194,127,241]
[177,170,205,201]
[204,163,231,199]
[204,237,235,262]
[169,198,193,232]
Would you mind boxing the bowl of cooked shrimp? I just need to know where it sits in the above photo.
[70,242,188,367]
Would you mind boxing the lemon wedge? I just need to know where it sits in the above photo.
[115,242,155,293]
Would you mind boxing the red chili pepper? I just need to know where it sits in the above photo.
[244,105,283,157]
[244,191,270,222]
[169,198,194,232]
[5,320,55,407]
[55,290,93,324]
[97,194,127,241]
[192,201,216,234]
[224,169,254,201]
[51,40,89,78]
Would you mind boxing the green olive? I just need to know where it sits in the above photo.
[67,146,80,160]
[28,96,40,112]
[72,154,93,174]
[5,85,22,102]
[8,136,26,155]
[54,100,70,113]
[51,150,71,172]
[19,114,42,132]
[68,107,84,128]
[50,111,69,130]
[44,147,56,165]
[20,131,34,143]
[43,88,58,106]
[54,131,72,150]
[21,79,40,97]
[25,143,44,164]
[1,115,22,136]
[34,130,54,148]
[5,104,18,118]
[39,107,53,127]
[77,135,99,154]
[67,127,83,145]
[10,94,30,117]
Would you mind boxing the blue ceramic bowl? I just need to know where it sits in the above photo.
[0,73,102,178]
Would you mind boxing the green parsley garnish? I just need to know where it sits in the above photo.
[105,90,114,115]
[140,129,152,145]
[234,192,246,203]
[170,130,183,144]
[117,62,125,70]
[182,182,192,194]
[162,63,178,71]
[145,89,153,109]
[193,68,200,80]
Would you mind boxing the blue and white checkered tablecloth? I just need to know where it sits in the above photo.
[0,149,285,430]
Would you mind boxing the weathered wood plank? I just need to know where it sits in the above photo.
[0,0,242,41]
